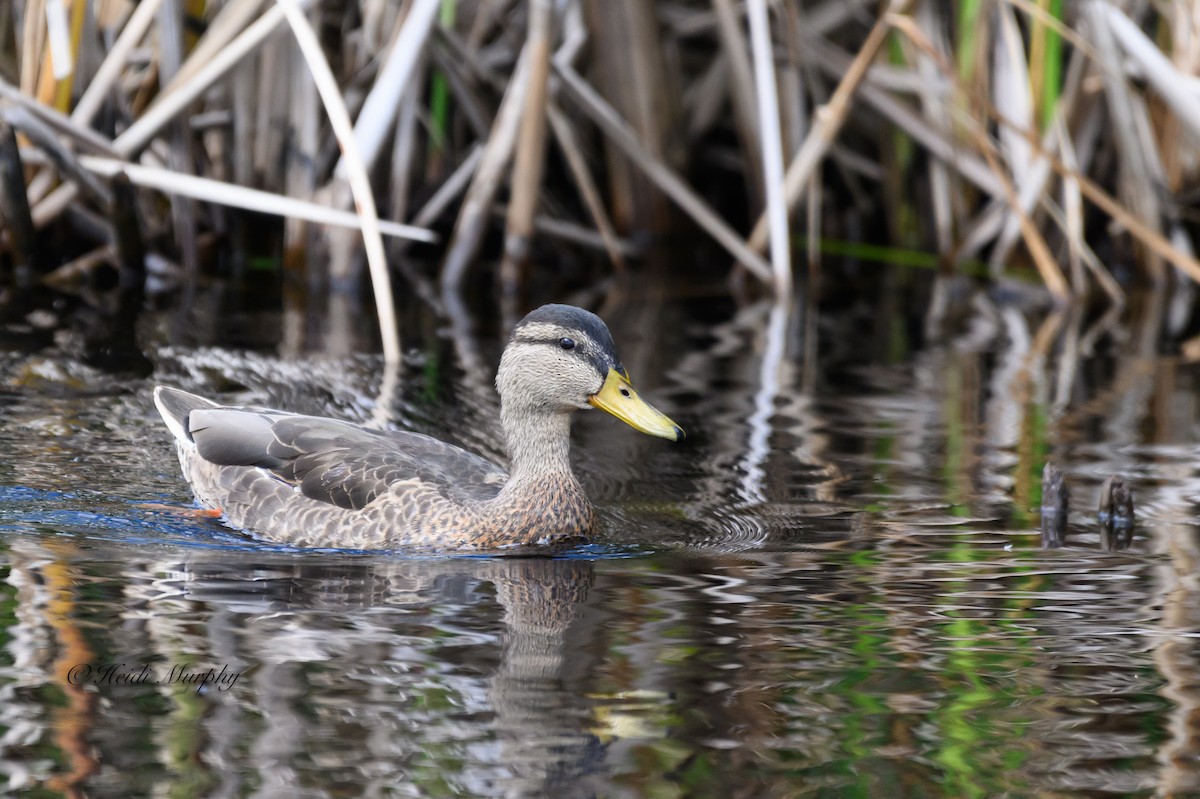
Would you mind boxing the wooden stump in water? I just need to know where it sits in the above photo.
[1040,462,1069,548]
[0,119,37,281]
[1098,475,1134,551]
[109,172,145,290]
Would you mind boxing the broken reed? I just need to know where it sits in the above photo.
[1,0,1199,327]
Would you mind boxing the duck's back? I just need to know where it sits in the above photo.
[154,387,510,548]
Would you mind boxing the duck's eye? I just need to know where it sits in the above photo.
[558,337,576,350]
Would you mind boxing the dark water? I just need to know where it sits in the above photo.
[2,279,1200,797]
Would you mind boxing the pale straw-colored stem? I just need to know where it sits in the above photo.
[275,0,400,362]
[747,0,792,295]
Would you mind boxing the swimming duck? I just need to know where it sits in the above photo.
[154,304,682,549]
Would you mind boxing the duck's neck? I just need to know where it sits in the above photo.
[482,405,594,542]
[500,405,576,482]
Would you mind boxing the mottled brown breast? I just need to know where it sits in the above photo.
[469,472,596,547]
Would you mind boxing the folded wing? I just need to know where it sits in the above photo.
[158,388,506,511]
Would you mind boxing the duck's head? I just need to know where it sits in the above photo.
[496,304,683,441]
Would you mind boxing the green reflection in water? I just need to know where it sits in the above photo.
[1013,400,1050,529]
[0,559,15,657]
[163,676,216,799]
[936,612,1002,799]
[942,355,971,515]
[935,542,1030,799]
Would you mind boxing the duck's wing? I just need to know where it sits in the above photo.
[158,388,506,510]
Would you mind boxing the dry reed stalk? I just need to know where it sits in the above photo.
[712,0,763,206]
[805,173,820,274]
[71,0,166,125]
[554,58,773,284]
[51,0,87,111]
[1004,0,1099,62]
[253,32,287,192]
[31,1,307,228]
[747,5,905,254]
[784,11,877,220]
[157,0,199,275]
[974,123,1071,300]
[79,156,435,242]
[441,47,532,291]
[412,146,483,230]
[7,0,109,208]
[4,0,1198,311]
[122,2,302,156]
[547,104,628,272]
[279,0,415,362]
[6,106,110,205]
[746,0,791,294]
[505,210,637,257]
[986,46,1087,270]
[17,0,44,99]
[558,2,588,69]
[39,244,113,289]
[890,13,1073,296]
[992,5,1034,250]
[387,53,425,223]
[467,0,514,52]
[1162,0,1200,187]
[892,11,1200,287]
[283,31,318,258]
[34,1,60,108]
[161,0,265,99]
[336,0,440,179]
[501,0,553,285]
[683,55,731,143]
[802,33,1014,237]
[1057,117,1087,294]
[228,47,256,189]
[0,78,120,156]
[914,2,955,255]
[1086,2,1165,280]
[581,0,675,233]
[776,3,808,157]
[435,23,506,91]
[1090,5,1200,140]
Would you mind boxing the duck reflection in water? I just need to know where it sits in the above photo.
[154,554,602,795]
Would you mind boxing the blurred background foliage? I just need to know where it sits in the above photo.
[0,1,1199,353]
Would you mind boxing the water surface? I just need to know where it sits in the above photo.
[1,283,1199,797]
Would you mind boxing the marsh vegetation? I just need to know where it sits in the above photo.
[0,0,1199,355]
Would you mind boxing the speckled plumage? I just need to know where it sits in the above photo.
[154,304,680,550]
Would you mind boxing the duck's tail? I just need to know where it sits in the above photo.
[153,386,219,445]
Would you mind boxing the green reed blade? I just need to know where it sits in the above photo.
[957,0,984,83]
[429,0,458,153]
[1040,0,1064,130]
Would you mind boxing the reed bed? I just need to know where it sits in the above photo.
[1,0,1199,354]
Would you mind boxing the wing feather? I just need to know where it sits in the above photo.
[188,408,506,510]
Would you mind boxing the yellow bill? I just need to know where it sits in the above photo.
[588,368,683,441]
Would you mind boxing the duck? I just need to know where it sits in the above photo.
[153,303,683,550]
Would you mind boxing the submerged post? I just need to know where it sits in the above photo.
[0,120,37,280]
[1040,463,1069,548]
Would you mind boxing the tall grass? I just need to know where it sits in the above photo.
[1,0,1200,350]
